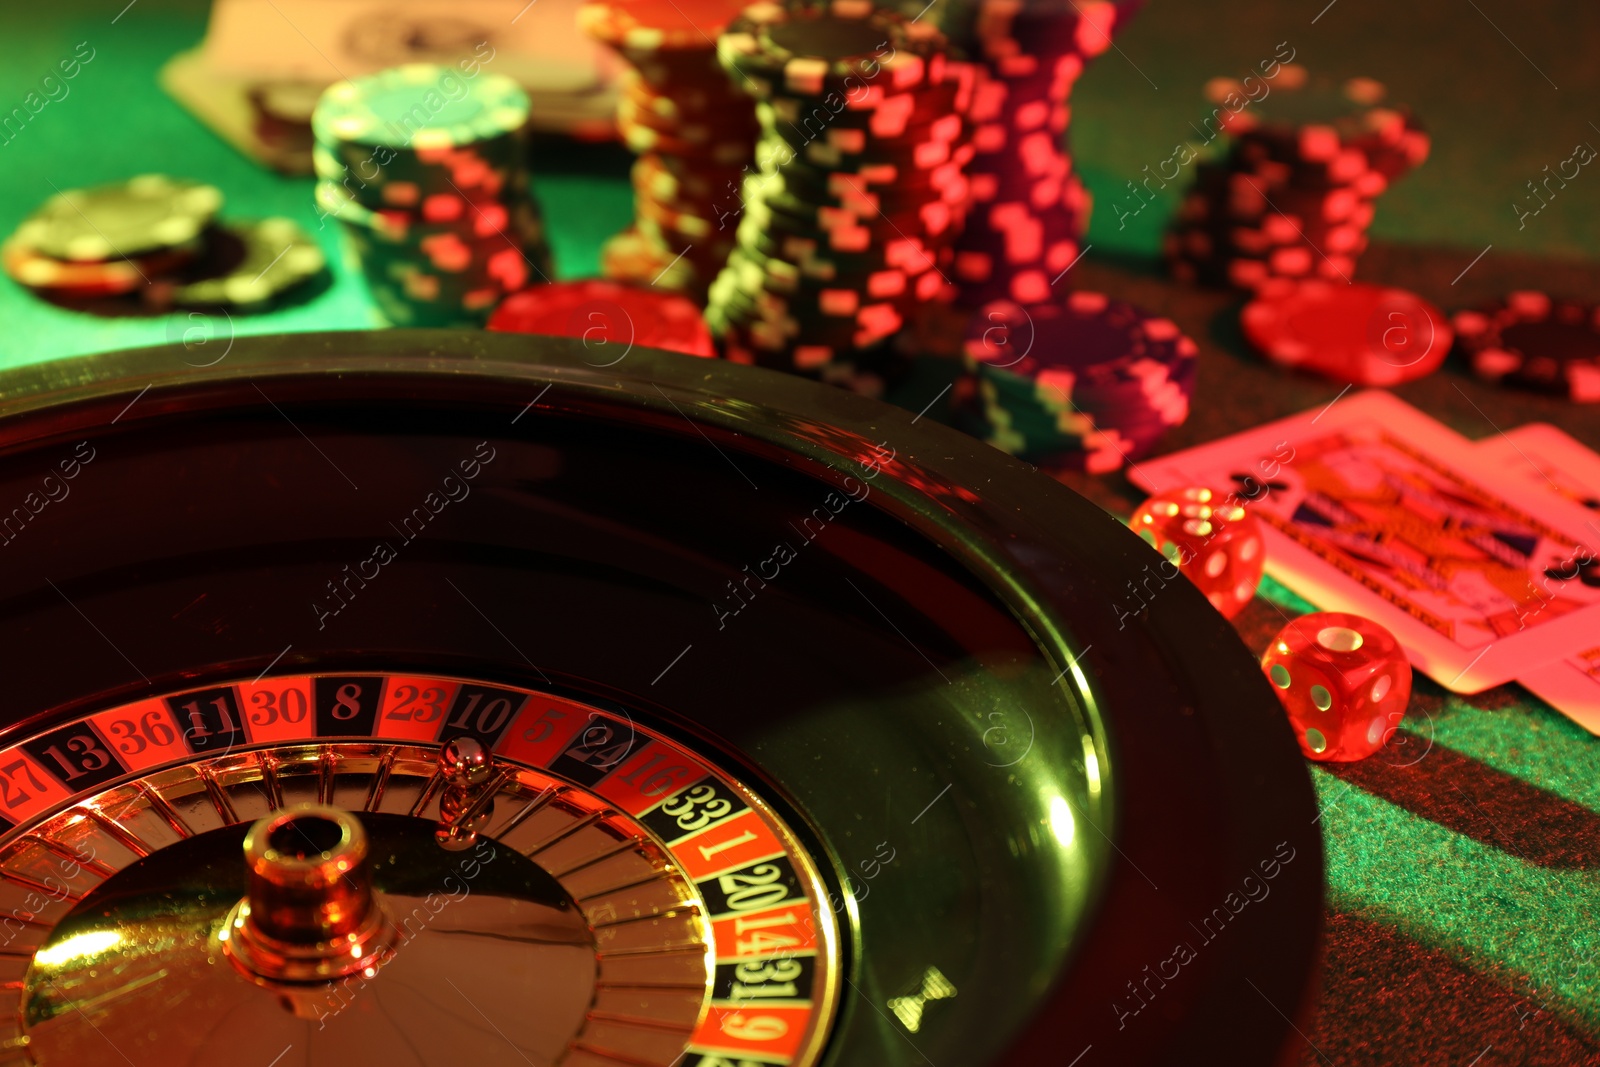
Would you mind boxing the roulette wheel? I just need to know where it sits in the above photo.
[0,330,1319,1066]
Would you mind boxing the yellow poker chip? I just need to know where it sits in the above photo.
[1,232,200,297]
[14,174,223,263]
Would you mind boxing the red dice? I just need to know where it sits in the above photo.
[1129,487,1264,619]
[1260,611,1413,762]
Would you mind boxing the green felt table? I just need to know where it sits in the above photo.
[2,2,1598,1064]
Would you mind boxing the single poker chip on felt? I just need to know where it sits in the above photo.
[1452,291,1600,402]
[579,0,751,52]
[157,218,326,310]
[13,175,223,263]
[488,279,716,358]
[1241,279,1451,386]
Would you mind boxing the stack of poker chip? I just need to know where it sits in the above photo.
[1,174,326,312]
[312,64,553,327]
[953,291,1197,473]
[706,0,975,392]
[581,0,761,300]
[1452,292,1600,403]
[947,0,1116,308]
[1166,66,1429,291]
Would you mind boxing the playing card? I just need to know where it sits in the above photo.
[1130,392,1600,694]
[1475,423,1600,517]
[1475,424,1600,735]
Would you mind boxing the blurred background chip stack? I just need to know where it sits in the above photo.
[312,63,554,327]
[1165,65,1430,291]
[581,0,760,301]
[944,0,1122,311]
[704,0,974,396]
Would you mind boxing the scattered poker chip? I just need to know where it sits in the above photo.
[2,232,199,297]
[957,290,1197,471]
[2,177,329,314]
[153,218,327,310]
[488,280,716,358]
[13,175,223,263]
[1168,66,1428,292]
[1241,280,1451,387]
[582,0,756,299]
[1452,291,1600,402]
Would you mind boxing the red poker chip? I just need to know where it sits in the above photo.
[1240,279,1452,386]
[488,280,716,359]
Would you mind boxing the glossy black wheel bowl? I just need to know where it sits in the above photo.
[0,330,1321,1065]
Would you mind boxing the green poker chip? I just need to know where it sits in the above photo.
[16,175,223,263]
[311,65,532,213]
[312,64,531,152]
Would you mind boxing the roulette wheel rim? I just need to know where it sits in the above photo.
[0,330,1321,1065]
